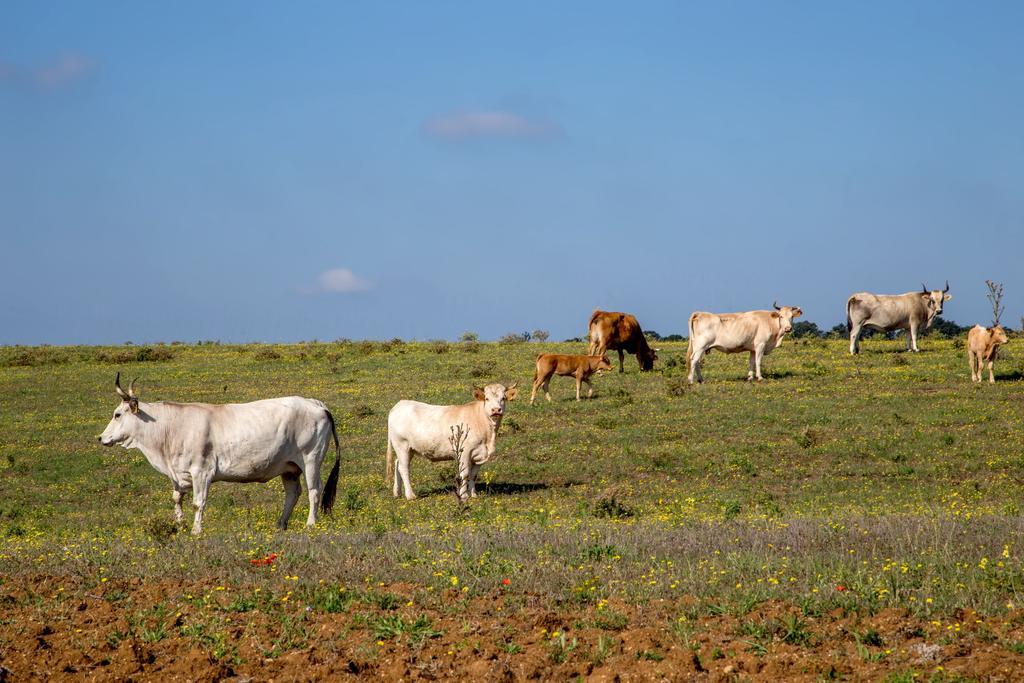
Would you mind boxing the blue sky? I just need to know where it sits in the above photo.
[2,2,1022,344]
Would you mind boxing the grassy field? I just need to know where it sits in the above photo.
[2,336,1024,679]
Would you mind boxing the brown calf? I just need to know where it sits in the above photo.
[968,324,1009,383]
[530,354,613,404]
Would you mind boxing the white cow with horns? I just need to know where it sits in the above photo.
[385,382,518,501]
[98,374,341,534]
[846,282,951,354]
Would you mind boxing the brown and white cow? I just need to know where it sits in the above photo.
[588,309,658,372]
[385,383,518,501]
[847,282,951,354]
[530,353,613,404]
[687,303,803,384]
[968,324,1009,383]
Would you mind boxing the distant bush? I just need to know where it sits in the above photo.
[531,330,550,342]
[925,317,970,338]
[252,347,282,360]
[499,332,530,345]
[790,321,823,339]
[2,348,71,367]
[96,346,175,364]
[430,340,450,354]
[459,331,479,343]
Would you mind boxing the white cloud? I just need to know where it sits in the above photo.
[313,268,372,294]
[423,110,562,141]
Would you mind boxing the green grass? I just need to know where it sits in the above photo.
[2,337,1024,615]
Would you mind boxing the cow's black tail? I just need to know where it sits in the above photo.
[321,409,341,514]
[846,297,856,333]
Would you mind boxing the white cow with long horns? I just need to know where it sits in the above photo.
[98,374,341,534]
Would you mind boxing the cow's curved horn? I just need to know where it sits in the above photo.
[507,381,518,390]
[773,301,781,310]
[943,280,950,293]
[922,283,929,294]
[114,372,129,399]
[128,377,138,398]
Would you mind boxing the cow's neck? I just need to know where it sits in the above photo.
[475,405,501,456]
[123,402,173,477]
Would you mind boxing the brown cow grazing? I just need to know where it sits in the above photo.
[588,309,658,372]
[968,324,1009,383]
[531,354,613,404]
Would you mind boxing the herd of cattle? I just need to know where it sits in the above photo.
[97,283,1012,534]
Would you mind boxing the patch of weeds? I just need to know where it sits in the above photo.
[548,632,578,663]
[225,594,257,613]
[1005,641,1024,655]
[591,634,616,665]
[722,499,742,520]
[592,489,635,519]
[778,613,811,646]
[794,427,817,449]
[636,648,664,662]
[592,609,628,631]
[351,404,374,418]
[363,591,401,611]
[729,456,757,477]
[370,614,441,645]
[252,348,282,360]
[593,416,617,430]
[666,376,688,397]
[309,586,356,613]
[430,340,450,354]
[499,639,522,654]
[342,487,367,513]
[579,544,618,562]
[144,517,180,545]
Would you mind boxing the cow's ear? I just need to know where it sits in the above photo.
[944,294,952,301]
[504,385,519,401]
[128,398,139,414]
[793,308,803,318]
[770,312,780,319]
[473,387,486,401]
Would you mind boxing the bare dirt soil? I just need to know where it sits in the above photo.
[3,576,1024,681]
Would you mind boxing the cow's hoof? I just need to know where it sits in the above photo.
[405,494,418,501]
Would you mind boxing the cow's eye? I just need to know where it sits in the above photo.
[115,412,121,419]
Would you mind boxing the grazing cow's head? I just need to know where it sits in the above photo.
[473,382,518,421]
[772,302,804,335]
[595,355,614,373]
[98,373,140,447]
[639,347,658,371]
[920,281,952,320]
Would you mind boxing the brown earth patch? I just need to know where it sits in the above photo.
[1,576,1024,681]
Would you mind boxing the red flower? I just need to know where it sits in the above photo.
[250,552,278,567]
[835,584,846,592]
[501,578,511,586]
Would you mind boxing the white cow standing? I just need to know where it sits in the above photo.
[687,303,803,384]
[385,382,518,501]
[98,374,340,534]
[846,282,951,354]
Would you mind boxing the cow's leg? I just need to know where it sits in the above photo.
[585,378,594,398]
[849,322,863,355]
[617,349,625,373]
[747,352,756,381]
[278,473,301,530]
[172,486,185,523]
[543,378,552,402]
[530,376,540,405]
[753,347,766,381]
[969,351,979,382]
[908,323,920,352]
[467,462,481,498]
[396,446,416,500]
[988,359,996,384]
[688,344,707,384]
[302,461,321,527]
[575,373,583,401]
[457,456,471,501]
[190,471,211,536]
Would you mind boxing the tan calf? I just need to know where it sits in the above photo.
[531,354,613,404]
[968,324,1009,383]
